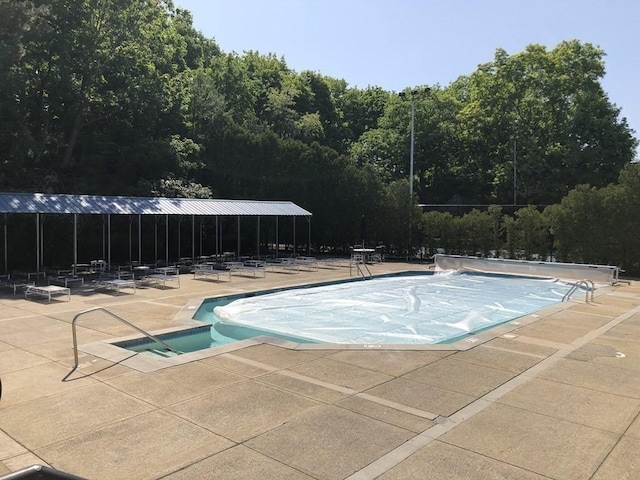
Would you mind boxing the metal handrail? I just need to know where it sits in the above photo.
[357,261,372,279]
[350,258,372,279]
[71,306,182,369]
[562,279,595,303]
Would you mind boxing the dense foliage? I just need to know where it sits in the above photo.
[417,162,640,274]
[1,0,638,269]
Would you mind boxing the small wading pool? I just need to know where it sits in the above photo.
[116,271,578,356]
[117,319,316,357]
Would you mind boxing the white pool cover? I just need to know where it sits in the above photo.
[213,272,573,345]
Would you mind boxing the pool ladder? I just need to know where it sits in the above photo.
[562,279,595,303]
[350,259,372,279]
[71,306,183,369]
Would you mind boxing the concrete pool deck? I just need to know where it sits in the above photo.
[1,261,639,479]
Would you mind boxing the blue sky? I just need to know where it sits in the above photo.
[175,0,639,143]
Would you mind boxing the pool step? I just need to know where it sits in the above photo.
[147,349,181,358]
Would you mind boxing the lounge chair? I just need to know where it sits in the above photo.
[224,260,267,278]
[0,274,35,295]
[266,258,300,273]
[24,285,71,303]
[294,256,319,271]
[142,266,181,288]
[192,263,231,281]
[95,273,137,295]
[49,275,85,288]
[318,257,350,269]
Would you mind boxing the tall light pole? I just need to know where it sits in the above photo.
[399,90,418,204]
[409,93,416,203]
[513,137,517,206]
[399,88,429,259]
[399,90,414,259]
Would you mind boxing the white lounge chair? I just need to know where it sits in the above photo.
[143,267,181,288]
[266,258,300,273]
[224,260,267,278]
[25,285,71,303]
[193,264,231,281]
[96,278,136,295]
[294,256,319,271]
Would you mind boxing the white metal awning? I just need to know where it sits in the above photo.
[0,193,312,216]
[0,193,312,274]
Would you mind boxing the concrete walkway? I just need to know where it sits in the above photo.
[1,262,639,479]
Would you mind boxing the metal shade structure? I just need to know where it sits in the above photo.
[0,193,312,273]
[0,193,311,216]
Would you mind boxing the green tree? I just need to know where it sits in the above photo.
[487,204,504,257]
[421,211,441,257]
[604,164,640,271]
[349,128,404,179]
[460,41,637,204]
[514,206,547,259]
[377,180,412,255]
[462,209,494,257]
[339,86,390,145]
[503,215,517,259]
[553,185,606,263]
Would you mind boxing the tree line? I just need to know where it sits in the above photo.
[417,161,640,274]
[1,0,637,271]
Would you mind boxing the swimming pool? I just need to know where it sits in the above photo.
[119,271,577,355]
[206,271,573,344]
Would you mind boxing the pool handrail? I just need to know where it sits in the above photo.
[71,306,182,369]
[562,279,595,303]
[350,259,372,279]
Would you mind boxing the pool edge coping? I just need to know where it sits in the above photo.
[77,276,610,373]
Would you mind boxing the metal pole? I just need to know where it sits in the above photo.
[275,216,279,258]
[165,214,169,266]
[36,213,40,272]
[102,216,106,263]
[107,214,111,269]
[199,218,203,260]
[138,214,142,264]
[308,216,311,256]
[154,216,158,262]
[256,216,260,258]
[513,138,517,206]
[3,214,7,274]
[237,216,240,258]
[408,94,416,259]
[73,214,78,269]
[177,216,182,260]
[40,216,45,270]
[409,95,415,203]
[191,214,195,263]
